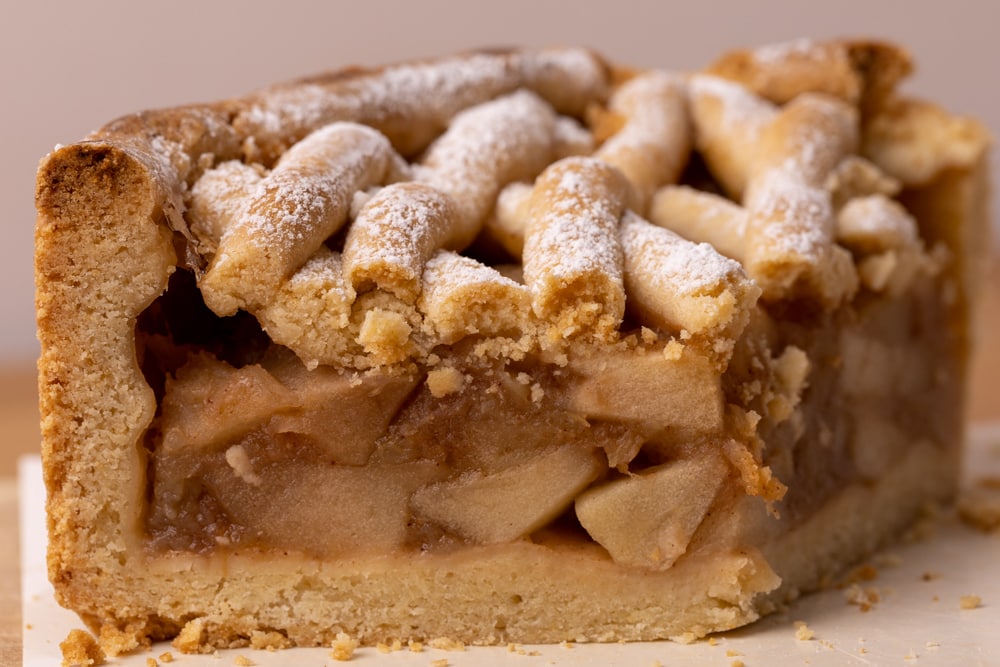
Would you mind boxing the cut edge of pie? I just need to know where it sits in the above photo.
[34,39,990,652]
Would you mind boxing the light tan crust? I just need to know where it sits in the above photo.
[35,40,990,652]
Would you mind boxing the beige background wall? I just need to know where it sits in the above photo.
[2,0,996,363]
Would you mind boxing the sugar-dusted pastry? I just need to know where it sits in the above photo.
[35,40,989,653]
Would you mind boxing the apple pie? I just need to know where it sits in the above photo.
[35,39,990,651]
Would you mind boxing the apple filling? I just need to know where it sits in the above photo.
[137,257,953,571]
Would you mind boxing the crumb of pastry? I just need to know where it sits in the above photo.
[409,639,425,652]
[960,594,982,610]
[794,621,815,641]
[172,618,206,654]
[146,658,158,667]
[158,652,174,663]
[331,632,359,661]
[429,637,466,651]
[249,630,290,651]
[98,624,144,657]
[233,656,255,666]
[60,629,106,667]
[730,660,746,667]
[426,367,465,397]
[430,660,449,667]
[845,583,881,611]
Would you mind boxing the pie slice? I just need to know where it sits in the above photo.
[35,39,990,653]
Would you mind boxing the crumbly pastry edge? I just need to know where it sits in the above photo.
[34,42,991,650]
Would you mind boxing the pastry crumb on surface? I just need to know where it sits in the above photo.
[794,621,815,641]
[158,652,175,663]
[959,594,982,610]
[60,629,106,667]
[730,660,746,667]
[429,637,466,651]
[233,655,255,666]
[430,660,449,667]
[845,584,881,612]
[146,658,158,667]
[98,623,146,657]
[249,630,291,651]
[330,632,359,661]
[409,639,425,652]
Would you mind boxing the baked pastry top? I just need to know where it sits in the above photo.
[35,39,990,653]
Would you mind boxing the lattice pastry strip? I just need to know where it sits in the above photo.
[197,122,408,316]
[593,71,690,214]
[233,48,609,164]
[413,90,560,250]
[418,250,532,345]
[619,211,759,361]
[742,93,860,304]
[522,156,629,341]
[688,74,778,199]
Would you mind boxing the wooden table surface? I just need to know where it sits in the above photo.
[1,275,998,664]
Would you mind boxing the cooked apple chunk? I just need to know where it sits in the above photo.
[575,451,728,569]
[411,445,605,544]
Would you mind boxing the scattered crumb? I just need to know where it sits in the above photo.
[725,649,742,657]
[840,564,879,586]
[794,621,815,641]
[409,639,425,653]
[147,659,158,667]
[560,640,575,649]
[159,652,175,663]
[331,632,359,661]
[904,650,918,661]
[233,656,254,666]
[960,594,982,610]
[708,637,719,646]
[377,642,392,654]
[820,640,835,650]
[26,624,32,630]
[921,571,941,582]
[926,642,940,649]
[429,637,466,652]
[430,660,449,667]
[731,660,745,667]
[249,630,290,651]
[845,584,881,612]
[172,618,206,654]
[98,624,144,657]
[651,661,663,667]
[60,629,106,667]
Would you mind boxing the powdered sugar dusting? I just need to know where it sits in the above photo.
[528,163,624,283]
[416,90,557,248]
[237,123,395,251]
[747,167,832,258]
[620,211,742,297]
[752,38,819,64]
[689,74,777,133]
